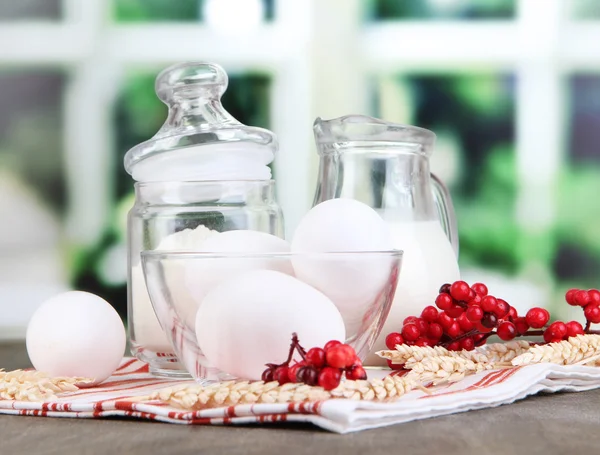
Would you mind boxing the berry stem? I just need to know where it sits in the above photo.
[441,329,478,346]
[277,332,307,367]
[585,321,592,332]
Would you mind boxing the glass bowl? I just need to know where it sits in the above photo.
[141,250,402,382]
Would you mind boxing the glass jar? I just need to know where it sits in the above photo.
[124,62,282,377]
[128,180,283,377]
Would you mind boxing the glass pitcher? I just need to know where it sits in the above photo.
[313,115,461,365]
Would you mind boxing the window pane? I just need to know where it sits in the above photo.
[571,0,600,19]
[113,0,275,22]
[553,75,600,293]
[0,69,68,336]
[367,0,515,20]
[0,0,62,21]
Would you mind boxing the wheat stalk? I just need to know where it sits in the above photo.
[404,355,496,385]
[512,335,600,366]
[147,375,419,410]
[376,345,451,365]
[0,369,91,402]
[480,340,532,363]
[377,344,494,365]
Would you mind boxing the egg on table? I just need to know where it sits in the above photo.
[179,230,293,328]
[195,269,346,380]
[291,198,395,335]
[26,291,126,384]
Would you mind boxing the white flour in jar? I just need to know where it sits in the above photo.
[131,225,219,353]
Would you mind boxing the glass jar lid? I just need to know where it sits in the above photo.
[124,62,277,182]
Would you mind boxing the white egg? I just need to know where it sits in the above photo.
[26,291,126,384]
[291,198,395,335]
[179,230,293,328]
[195,270,346,380]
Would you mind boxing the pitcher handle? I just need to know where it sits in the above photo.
[431,173,459,258]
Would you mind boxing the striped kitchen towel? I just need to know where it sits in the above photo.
[1,358,600,434]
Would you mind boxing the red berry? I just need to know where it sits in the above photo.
[589,289,600,305]
[481,296,498,313]
[324,340,342,352]
[469,294,482,306]
[415,338,433,347]
[466,305,484,322]
[387,359,404,370]
[497,321,517,341]
[346,366,367,381]
[261,368,274,382]
[385,332,404,350]
[402,323,421,341]
[471,283,488,296]
[565,289,578,306]
[457,312,475,332]
[447,341,461,351]
[460,337,475,351]
[438,312,455,330]
[584,303,600,324]
[546,321,568,341]
[428,322,444,340]
[274,366,290,385]
[445,305,465,318]
[446,321,461,338]
[318,367,342,390]
[416,318,429,334]
[481,312,498,329]
[326,344,356,369]
[475,321,494,333]
[494,300,510,318]
[297,365,319,386]
[435,293,453,311]
[468,289,476,302]
[574,290,591,307]
[439,283,452,294]
[305,347,326,368]
[450,281,471,301]
[421,305,439,322]
[514,317,530,335]
[526,307,550,329]
[566,321,585,338]
[507,305,518,321]
[403,316,419,326]
[288,362,305,383]
[473,333,487,346]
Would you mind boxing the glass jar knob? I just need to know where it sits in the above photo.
[155,62,237,131]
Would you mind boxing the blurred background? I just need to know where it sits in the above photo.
[1,0,599,338]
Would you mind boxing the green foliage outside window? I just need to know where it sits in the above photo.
[366,0,515,21]
[113,0,275,22]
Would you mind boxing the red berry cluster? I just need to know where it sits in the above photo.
[384,281,600,365]
[262,334,366,390]
[566,288,600,327]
